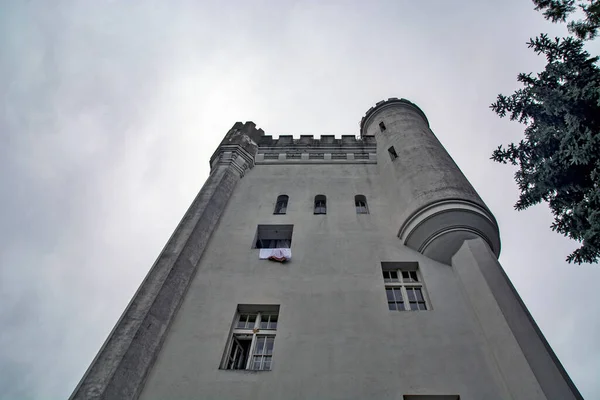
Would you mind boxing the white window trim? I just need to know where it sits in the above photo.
[222,311,277,371]
[383,268,430,311]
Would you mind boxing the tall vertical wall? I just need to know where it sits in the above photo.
[69,122,263,400]
[360,98,500,264]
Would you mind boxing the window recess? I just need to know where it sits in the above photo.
[221,305,279,371]
[314,195,327,214]
[254,225,293,262]
[274,195,288,214]
[355,194,369,214]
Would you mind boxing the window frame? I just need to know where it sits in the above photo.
[382,264,429,312]
[314,195,327,215]
[355,194,369,214]
[253,225,293,249]
[274,195,289,215]
[222,310,278,371]
[388,146,398,161]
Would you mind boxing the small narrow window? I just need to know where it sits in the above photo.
[222,305,279,371]
[379,121,386,132]
[314,195,327,214]
[388,146,398,160]
[381,262,429,312]
[274,195,288,214]
[355,195,369,214]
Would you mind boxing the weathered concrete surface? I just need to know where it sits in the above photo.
[452,239,583,400]
[69,123,260,400]
[138,162,540,400]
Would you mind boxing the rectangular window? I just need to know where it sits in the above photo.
[254,225,293,248]
[354,153,369,160]
[286,152,301,159]
[263,153,279,160]
[388,146,398,160]
[332,152,347,160]
[379,121,386,132]
[382,262,429,311]
[309,153,324,160]
[222,305,279,371]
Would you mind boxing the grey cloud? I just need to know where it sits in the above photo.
[1,1,599,398]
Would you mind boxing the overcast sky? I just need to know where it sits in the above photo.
[1,1,599,399]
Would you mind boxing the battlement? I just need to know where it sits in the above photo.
[212,122,378,166]
[258,134,376,148]
[360,97,429,136]
[256,134,376,164]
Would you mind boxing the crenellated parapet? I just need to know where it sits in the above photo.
[258,134,376,147]
[256,134,376,164]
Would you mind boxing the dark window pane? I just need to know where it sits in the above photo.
[252,358,262,370]
[266,315,277,329]
[263,357,272,370]
[406,289,416,301]
[266,337,274,355]
[275,200,287,214]
[401,271,409,280]
[397,302,405,311]
[388,302,397,310]
[389,271,398,281]
[393,288,403,300]
[255,337,265,354]
[386,288,394,301]
[409,302,419,311]
[414,288,424,301]
[419,302,427,310]
[410,271,419,282]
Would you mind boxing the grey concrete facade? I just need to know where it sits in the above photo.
[71,99,582,400]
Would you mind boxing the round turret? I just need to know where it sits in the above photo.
[361,98,500,264]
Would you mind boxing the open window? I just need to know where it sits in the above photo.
[274,195,288,214]
[222,305,279,371]
[355,194,369,214]
[253,225,293,249]
[314,195,327,214]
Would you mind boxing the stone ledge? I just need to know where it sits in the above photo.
[398,199,501,264]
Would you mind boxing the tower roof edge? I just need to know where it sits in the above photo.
[359,98,430,136]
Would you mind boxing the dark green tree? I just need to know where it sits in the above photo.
[533,0,600,40]
[491,6,600,263]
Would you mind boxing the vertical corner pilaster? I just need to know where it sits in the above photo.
[69,122,264,400]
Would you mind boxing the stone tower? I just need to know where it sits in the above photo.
[70,98,582,400]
